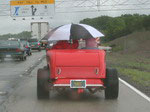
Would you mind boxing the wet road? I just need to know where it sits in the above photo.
[0,50,45,104]
[0,56,149,112]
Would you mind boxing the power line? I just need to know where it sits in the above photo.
[1,0,150,16]
[56,8,150,13]
[55,0,150,13]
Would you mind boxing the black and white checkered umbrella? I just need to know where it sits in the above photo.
[43,24,104,41]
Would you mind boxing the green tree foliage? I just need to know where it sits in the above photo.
[143,15,150,30]
[80,14,150,41]
[105,17,126,41]
[0,31,31,40]
[80,16,113,31]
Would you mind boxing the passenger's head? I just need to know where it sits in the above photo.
[85,38,97,48]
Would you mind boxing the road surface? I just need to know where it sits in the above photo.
[0,50,45,104]
[0,50,149,112]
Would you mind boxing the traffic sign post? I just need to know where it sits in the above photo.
[10,0,55,17]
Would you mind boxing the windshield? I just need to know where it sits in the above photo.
[21,41,27,45]
[8,41,20,46]
[0,40,9,46]
[28,39,38,42]
[0,40,20,47]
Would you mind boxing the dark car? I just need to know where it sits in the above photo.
[28,39,41,51]
[0,40,26,61]
[21,40,32,56]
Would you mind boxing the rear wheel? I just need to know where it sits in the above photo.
[105,68,119,99]
[0,57,4,62]
[20,55,26,61]
[12,56,17,60]
[20,56,23,61]
[28,51,32,56]
[38,48,41,51]
[27,52,30,56]
[24,56,26,60]
[37,68,50,99]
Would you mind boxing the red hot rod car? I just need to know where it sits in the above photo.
[37,49,119,99]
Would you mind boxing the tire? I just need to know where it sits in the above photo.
[38,48,41,51]
[24,56,26,60]
[105,68,119,99]
[0,57,4,62]
[28,52,32,56]
[27,52,30,56]
[37,68,50,99]
[20,56,25,61]
[20,52,26,61]
[20,56,23,61]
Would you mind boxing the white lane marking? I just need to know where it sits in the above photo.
[119,78,150,102]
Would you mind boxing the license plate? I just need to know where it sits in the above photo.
[70,80,86,88]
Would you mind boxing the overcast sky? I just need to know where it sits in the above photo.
[0,0,150,35]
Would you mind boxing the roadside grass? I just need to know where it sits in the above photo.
[108,60,150,71]
[116,67,150,87]
[104,31,150,95]
[107,53,150,72]
[106,52,150,87]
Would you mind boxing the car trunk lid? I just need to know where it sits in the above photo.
[48,50,106,79]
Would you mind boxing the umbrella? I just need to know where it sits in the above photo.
[42,24,104,41]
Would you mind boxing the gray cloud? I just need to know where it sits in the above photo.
[0,0,150,34]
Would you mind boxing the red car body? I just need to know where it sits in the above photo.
[46,49,106,88]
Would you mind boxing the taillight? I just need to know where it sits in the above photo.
[38,43,40,46]
[16,48,22,52]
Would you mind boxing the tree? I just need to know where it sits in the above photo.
[80,14,150,42]
[106,17,126,41]
[0,31,31,40]
[143,15,150,30]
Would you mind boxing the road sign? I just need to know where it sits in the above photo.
[10,0,55,17]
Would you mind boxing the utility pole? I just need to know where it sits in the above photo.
[97,0,100,11]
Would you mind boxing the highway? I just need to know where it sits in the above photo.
[0,50,149,112]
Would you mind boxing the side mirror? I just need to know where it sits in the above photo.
[49,43,53,47]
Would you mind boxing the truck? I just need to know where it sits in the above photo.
[31,22,49,47]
